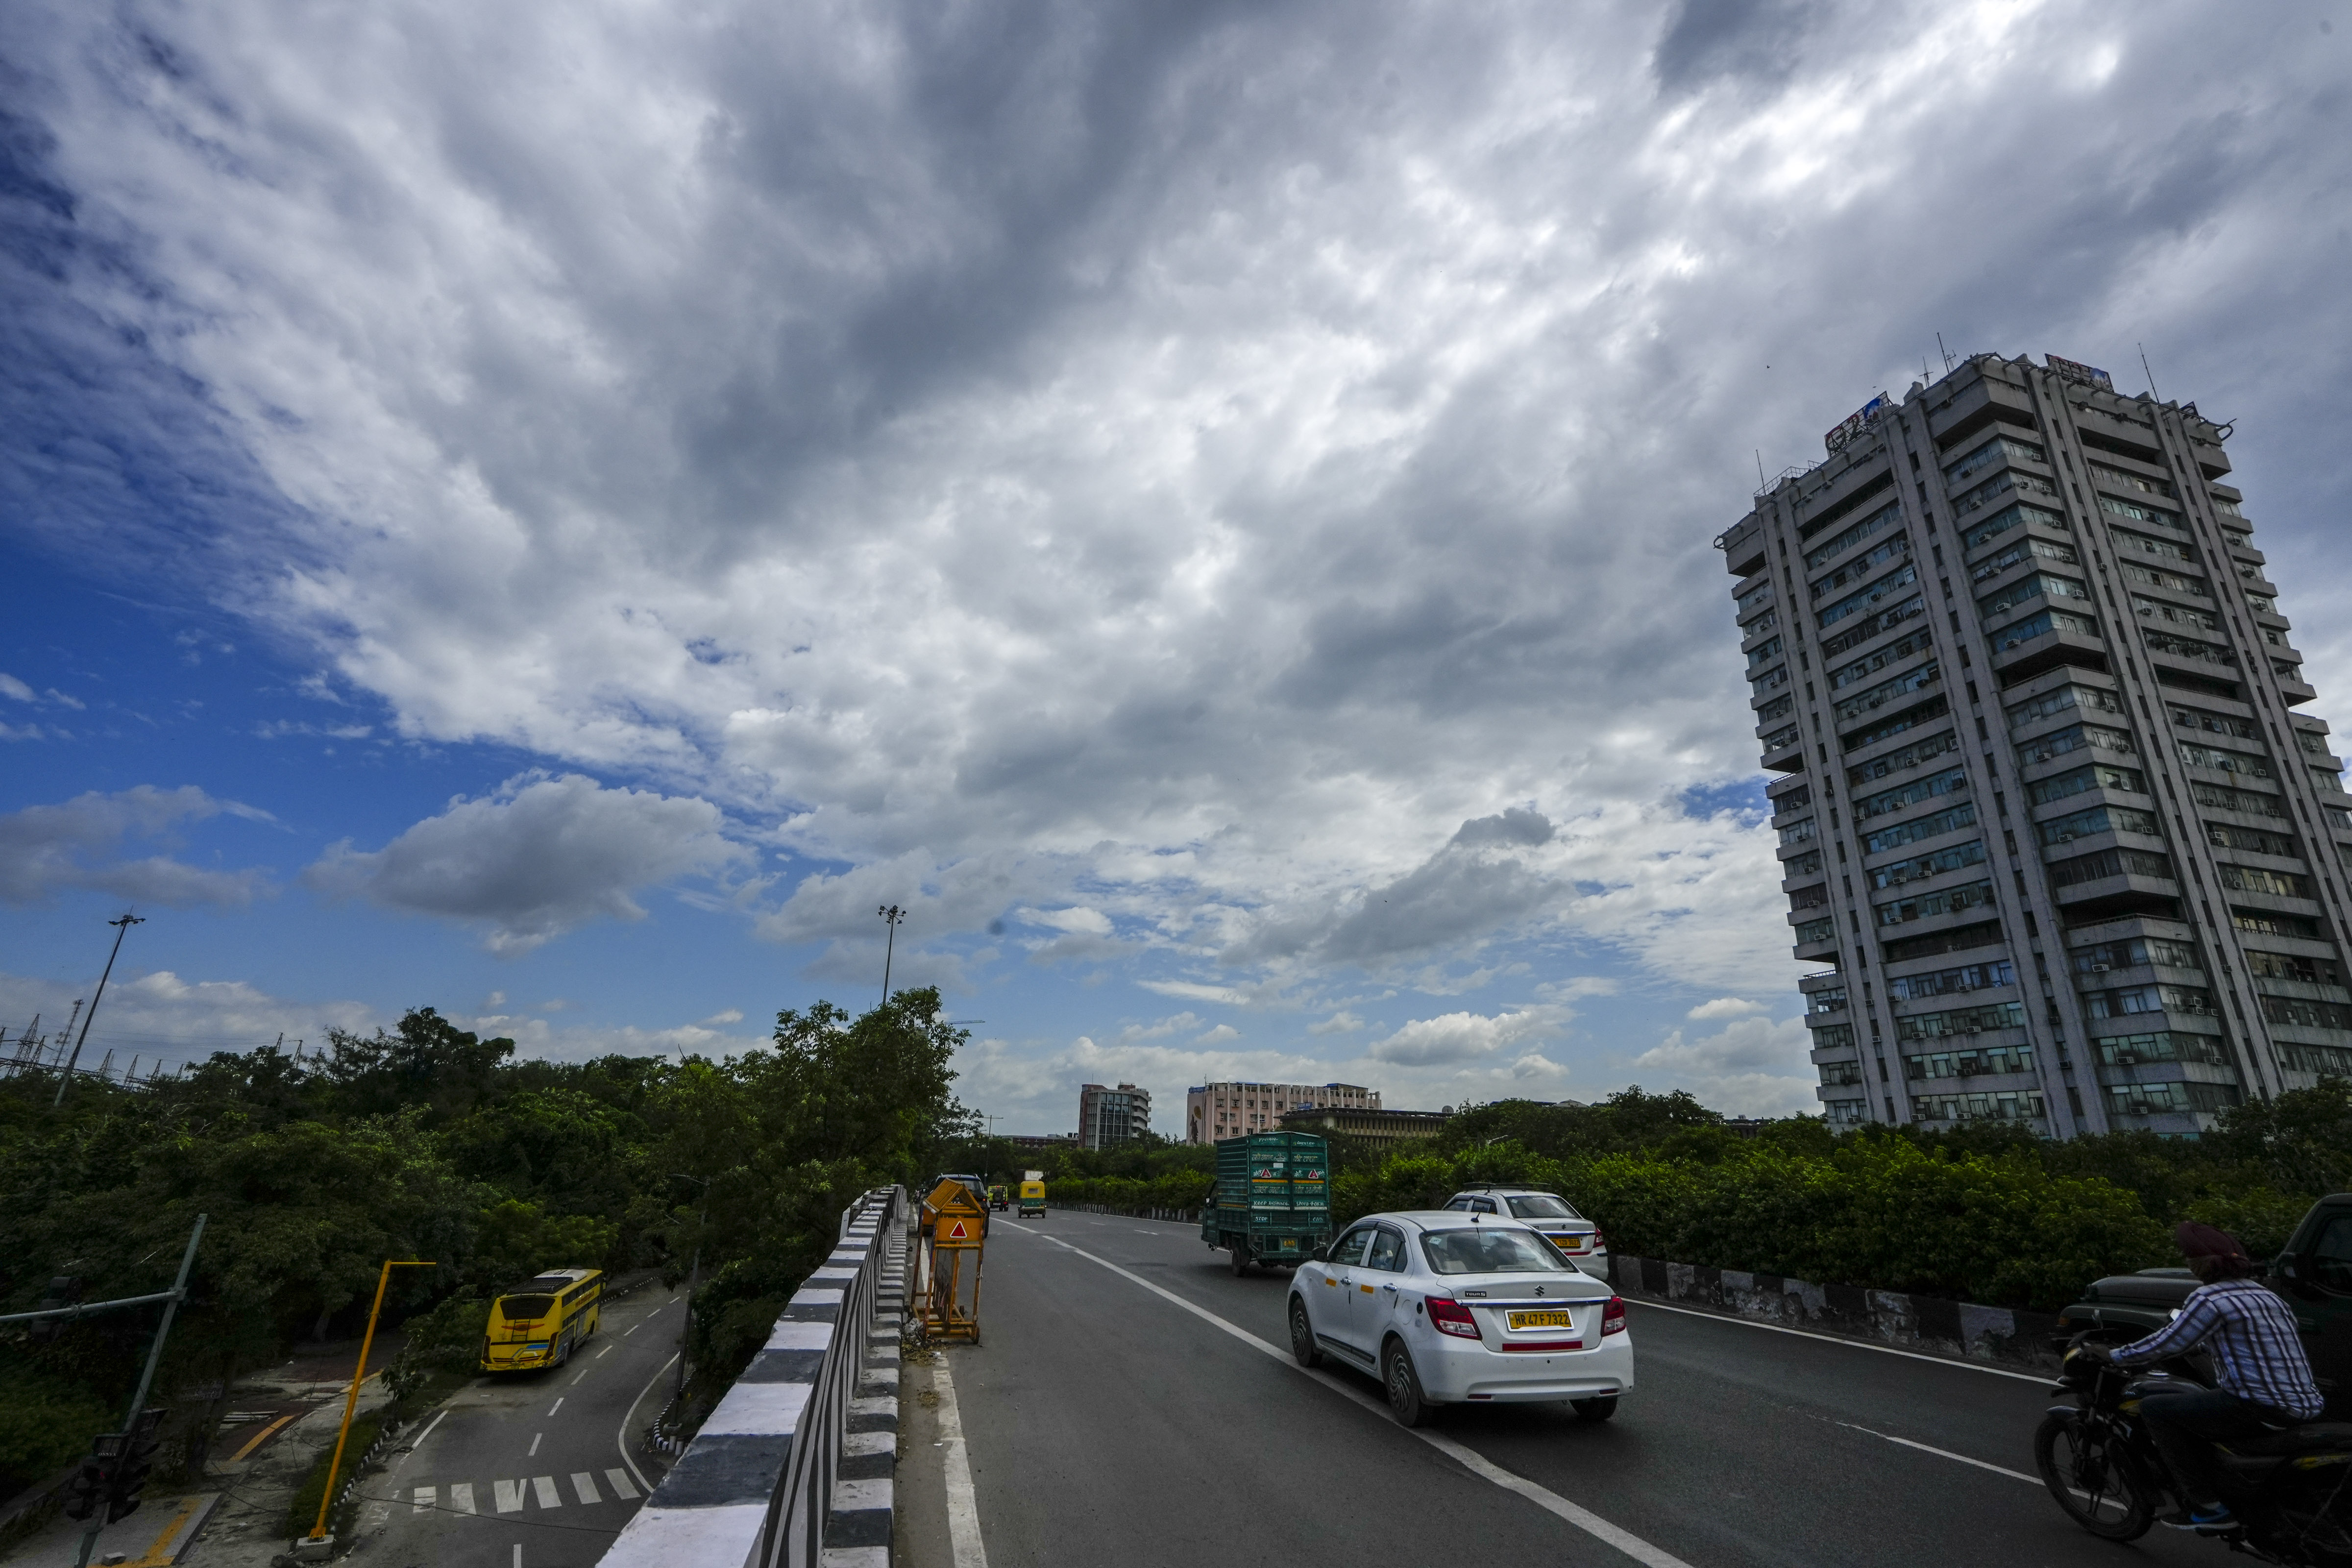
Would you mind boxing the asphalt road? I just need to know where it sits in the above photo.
[948,1211,2210,1568]
[349,1286,682,1568]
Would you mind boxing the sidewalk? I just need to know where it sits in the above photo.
[0,1339,397,1568]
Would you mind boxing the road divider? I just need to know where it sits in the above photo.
[1608,1252,2059,1370]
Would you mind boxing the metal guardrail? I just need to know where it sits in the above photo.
[597,1185,902,1568]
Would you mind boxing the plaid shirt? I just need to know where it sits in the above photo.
[2114,1276,2325,1420]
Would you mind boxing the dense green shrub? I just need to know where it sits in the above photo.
[0,990,975,1491]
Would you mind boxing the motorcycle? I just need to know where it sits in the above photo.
[2038,1328,2352,1564]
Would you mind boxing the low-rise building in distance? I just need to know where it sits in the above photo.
[1186,1080,1379,1143]
[1276,1104,1451,1147]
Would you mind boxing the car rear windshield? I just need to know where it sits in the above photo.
[1421,1229,1574,1274]
[500,1295,555,1320]
[1505,1195,1578,1221]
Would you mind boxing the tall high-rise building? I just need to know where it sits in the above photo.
[1720,353,2352,1136]
[1078,1081,1152,1149]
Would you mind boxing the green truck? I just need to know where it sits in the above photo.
[1200,1131,1331,1275]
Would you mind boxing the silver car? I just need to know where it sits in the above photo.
[1444,1186,1608,1274]
[1289,1209,1632,1426]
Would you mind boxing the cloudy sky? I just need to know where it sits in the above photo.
[3,0,2348,1128]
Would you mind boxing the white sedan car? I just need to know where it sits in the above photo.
[1288,1209,1632,1426]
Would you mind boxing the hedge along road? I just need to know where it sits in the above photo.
[344,1286,679,1568]
[946,1212,2208,1568]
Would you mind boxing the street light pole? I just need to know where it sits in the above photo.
[876,905,906,1005]
[56,913,143,1108]
[311,1258,436,1543]
[671,1175,711,1404]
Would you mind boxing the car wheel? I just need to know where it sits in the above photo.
[1289,1298,1324,1369]
[1571,1396,1617,1422]
[1383,1339,1431,1427]
[1230,1243,1250,1277]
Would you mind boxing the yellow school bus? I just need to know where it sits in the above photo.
[480,1268,603,1372]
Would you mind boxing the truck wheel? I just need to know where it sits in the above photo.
[1289,1298,1324,1369]
[1230,1242,1250,1276]
[1383,1340,1431,1427]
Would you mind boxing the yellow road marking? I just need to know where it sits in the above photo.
[228,1414,299,1462]
[122,1495,204,1567]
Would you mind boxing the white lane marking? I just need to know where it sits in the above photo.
[570,1471,602,1504]
[1009,1227,1693,1568]
[449,1482,476,1515]
[532,1475,561,1509]
[513,1546,521,1568]
[614,1354,676,1497]
[528,1433,542,1457]
[412,1486,436,1515]
[1623,1298,2052,1384]
[1838,1421,2039,1484]
[597,1345,614,1359]
[934,1353,989,1568]
[493,1480,525,1514]
[410,1410,450,1452]
[549,1397,565,1416]
[604,1468,640,1500]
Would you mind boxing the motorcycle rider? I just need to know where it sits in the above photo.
[2097,1220,2325,1530]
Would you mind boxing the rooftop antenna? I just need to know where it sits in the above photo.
[1936,333,1955,374]
[1754,449,1767,488]
[2138,343,2159,400]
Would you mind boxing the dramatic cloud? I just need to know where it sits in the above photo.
[1369,1007,1560,1067]
[4,1,2349,1061]
[306,774,745,953]
[1634,1014,1818,1117]
[0,786,274,906]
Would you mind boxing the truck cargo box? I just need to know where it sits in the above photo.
[1200,1132,1331,1274]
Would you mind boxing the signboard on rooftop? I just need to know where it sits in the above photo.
[1823,392,1893,455]
[2044,354,2113,390]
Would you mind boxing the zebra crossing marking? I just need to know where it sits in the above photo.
[420,1472,642,1516]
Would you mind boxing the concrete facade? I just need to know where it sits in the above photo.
[1721,353,2352,1136]
[1077,1082,1151,1149]
[1274,1104,1449,1147]
[1184,1080,1379,1143]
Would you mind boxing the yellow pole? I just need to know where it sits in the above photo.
[310,1259,434,1541]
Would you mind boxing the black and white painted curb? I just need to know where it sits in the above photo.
[819,1232,905,1568]
[598,1186,903,1568]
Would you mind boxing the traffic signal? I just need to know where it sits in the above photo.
[107,1410,165,1523]
[28,1275,83,1346]
[62,1434,120,1522]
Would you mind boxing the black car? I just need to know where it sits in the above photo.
[2055,1194,2352,1418]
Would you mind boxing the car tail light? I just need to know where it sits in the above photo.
[1426,1298,1482,1340]
[1601,1296,1626,1336]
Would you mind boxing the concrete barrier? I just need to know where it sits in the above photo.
[597,1186,904,1568]
[1609,1252,2062,1369]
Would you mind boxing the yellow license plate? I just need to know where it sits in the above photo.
[1550,1235,1587,1250]
[1507,1310,1573,1330]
